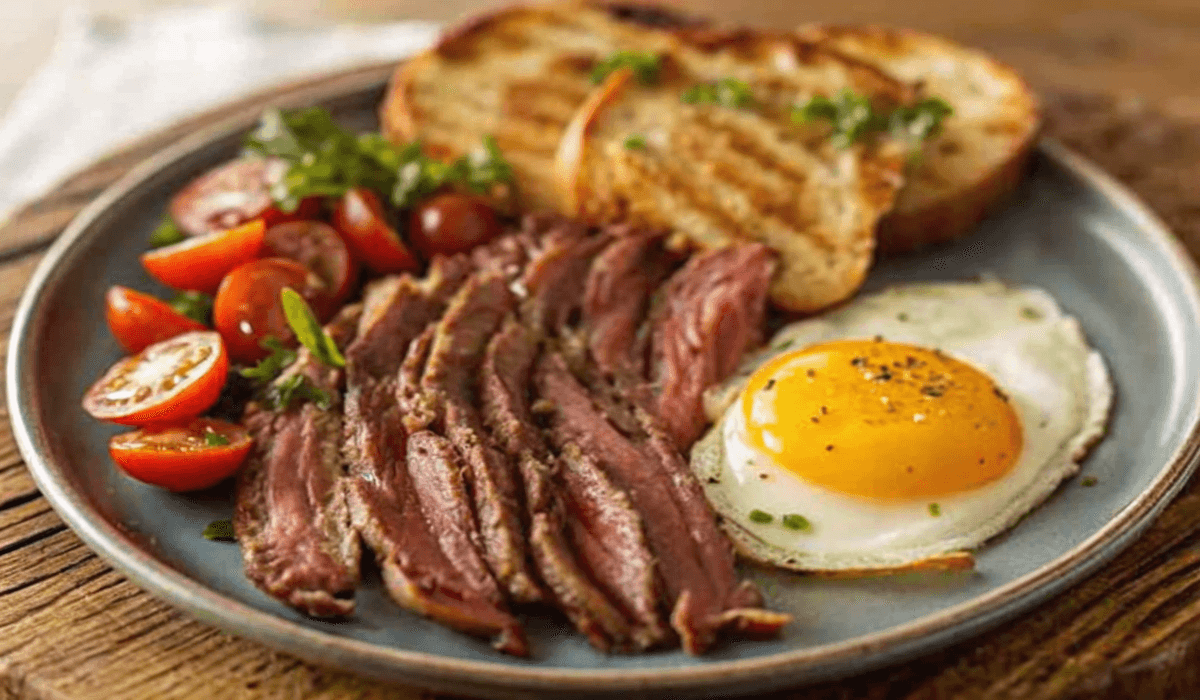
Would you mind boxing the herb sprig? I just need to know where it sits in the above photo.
[169,291,213,325]
[239,337,297,383]
[269,373,332,411]
[591,51,662,85]
[203,519,236,541]
[792,90,953,150]
[681,78,754,109]
[244,108,514,213]
[280,288,345,368]
[149,216,187,248]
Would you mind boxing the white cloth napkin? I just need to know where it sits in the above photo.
[0,4,440,224]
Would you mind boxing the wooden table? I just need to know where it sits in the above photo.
[5,5,1200,699]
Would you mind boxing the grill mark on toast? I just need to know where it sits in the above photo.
[616,154,746,248]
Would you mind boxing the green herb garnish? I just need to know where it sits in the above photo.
[781,514,810,531]
[681,78,754,109]
[148,216,187,248]
[749,509,774,524]
[203,519,236,541]
[1081,476,1098,487]
[928,503,942,517]
[269,373,332,411]
[169,291,213,325]
[623,135,648,150]
[792,90,953,150]
[280,288,345,368]
[239,337,297,383]
[244,107,513,212]
[205,431,230,447]
[1021,306,1044,320]
[591,51,661,85]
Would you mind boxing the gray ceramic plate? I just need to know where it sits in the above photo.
[9,76,1200,700]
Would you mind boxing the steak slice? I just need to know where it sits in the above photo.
[342,261,526,654]
[519,225,612,336]
[420,273,541,604]
[650,244,777,449]
[482,318,665,651]
[534,351,790,653]
[581,226,675,378]
[235,304,363,618]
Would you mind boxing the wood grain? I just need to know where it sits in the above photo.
[4,64,1200,700]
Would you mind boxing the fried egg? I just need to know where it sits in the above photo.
[691,280,1112,572]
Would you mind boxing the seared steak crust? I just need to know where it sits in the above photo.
[235,304,363,618]
[650,244,777,449]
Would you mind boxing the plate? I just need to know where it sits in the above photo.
[9,71,1200,699]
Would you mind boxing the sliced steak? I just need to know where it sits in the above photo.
[534,351,790,653]
[519,226,612,335]
[581,226,675,378]
[342,261,526,654]
[482,318,664,650]
[421,273,541,604]
[235,304,363,618]
[650,244,776,449]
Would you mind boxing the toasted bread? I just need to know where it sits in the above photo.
[380,3,699,210]
[800,25,1041,254]
[555,33,912,312]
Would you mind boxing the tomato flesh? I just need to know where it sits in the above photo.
[169,157,320,237]
[141,219,266,294]
[105,286,207,354]
[213,257,325,363]
[408,193,501,258]
[83,331,228,426]
[263,221,358,305]
[109,417,252,491]
[332,187,420,274]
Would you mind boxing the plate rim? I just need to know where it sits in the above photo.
[8,73,1200,696]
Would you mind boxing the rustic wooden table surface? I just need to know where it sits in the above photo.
[4,3,1200,699]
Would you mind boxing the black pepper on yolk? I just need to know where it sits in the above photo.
[739,339,1024,499]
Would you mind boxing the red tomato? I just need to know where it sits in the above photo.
[213,258,325,363]
[408,193,501,258]
[141,219,266,294]
[331,187,420,274]
[108,417,252,492]
[105,286,207,354]
[169,157,321,237]
[263,221,358,305]
[82,331,228,426]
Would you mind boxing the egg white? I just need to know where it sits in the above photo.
[691,280,1113,571]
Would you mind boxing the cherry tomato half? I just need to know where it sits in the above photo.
[408,192,502,258]
[213,258,326,364]
[169,157,321,237]
[108,417,252,492]
[83,331,228,426]
[332,187,420,274]
[141,219,266,294]
[263,221,358,306]
[105,286,208,354]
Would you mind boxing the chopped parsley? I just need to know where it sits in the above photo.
[169,290,213,325]
[928,503,942,517]
[681,78,754,109]
[280,288,345,368]
[623,134,648,150]
[239,337,297,383]
[792,90,953,150]
[203,519,236,541]
[591,51,661,85]
[148,216,186,248]
[749,509,774,524]
[781,514,810,531]
[244,107,513,212]
[1021,306,1044,320]
[1081,476,1099,487]
[204,431,230,447]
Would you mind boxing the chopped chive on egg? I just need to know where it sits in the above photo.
[749,509,774,524]
[928,503,942,517]
[781,514,810,531]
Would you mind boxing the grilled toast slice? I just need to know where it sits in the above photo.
[380,3,701,210]
[555,33,912,312]
[800,25,1041,254]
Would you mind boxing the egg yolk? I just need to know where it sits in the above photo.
[739,339,1023,499]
